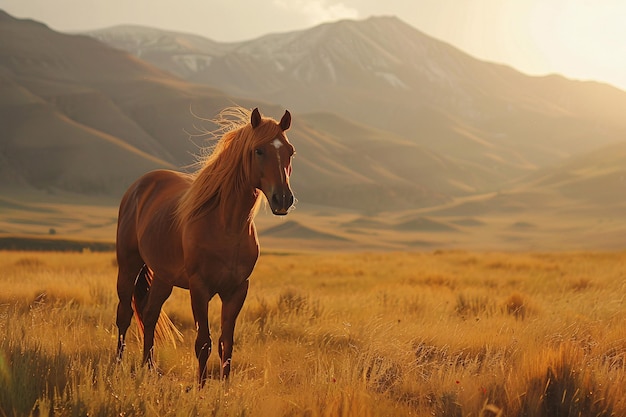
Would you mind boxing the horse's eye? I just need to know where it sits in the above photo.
[255,148,264,156]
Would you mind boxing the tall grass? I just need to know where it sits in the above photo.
[1,250,626,416]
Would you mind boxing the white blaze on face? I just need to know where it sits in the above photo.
[272,138,285,183]
[271,138,283,149]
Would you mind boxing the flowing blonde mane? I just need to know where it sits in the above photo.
[176,107,285,225]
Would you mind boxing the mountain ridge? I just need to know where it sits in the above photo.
[1,10,467,213]
[86,15,626,185]
[3,10,626,249]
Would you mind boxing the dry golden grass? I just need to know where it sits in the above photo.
[1,249,626,416]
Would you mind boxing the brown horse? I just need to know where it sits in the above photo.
[115,107,295,384]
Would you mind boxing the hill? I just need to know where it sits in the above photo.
[3,10,626,250]
[1,10,480,215]
[88,16,626,186]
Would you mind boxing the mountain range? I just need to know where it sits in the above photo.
[86,17,626,182]
[2,9,626,250]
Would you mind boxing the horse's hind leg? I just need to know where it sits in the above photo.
[116,253,144,361]
[141,276,173,369]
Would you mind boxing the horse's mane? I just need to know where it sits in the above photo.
[176,106,284,225]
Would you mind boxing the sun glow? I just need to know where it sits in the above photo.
[527,1,626,85]
[392,0,626,90]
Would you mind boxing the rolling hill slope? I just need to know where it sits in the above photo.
[3,10,626,250]
[88,16,626,186]
[1,10,474,214]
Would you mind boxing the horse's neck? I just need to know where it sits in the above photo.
[216,189,259,235]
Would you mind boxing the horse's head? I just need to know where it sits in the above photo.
[250,108,295,215]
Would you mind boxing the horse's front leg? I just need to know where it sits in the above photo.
[190,278,212,387]
[218,280,249,379]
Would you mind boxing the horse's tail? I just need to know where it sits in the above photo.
[132,265,184,347]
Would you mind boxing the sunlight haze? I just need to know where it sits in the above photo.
[1,0,625,90]
[3,2,626,412]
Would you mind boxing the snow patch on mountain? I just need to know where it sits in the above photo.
[172,55,213,72]
[84,17,482,99]
[375,71,409,89]
[86,24,232,56]
[321,54,337,83]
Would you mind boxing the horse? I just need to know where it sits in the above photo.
[115,107,295,385]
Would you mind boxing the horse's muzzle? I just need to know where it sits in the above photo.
[270,191,294,215]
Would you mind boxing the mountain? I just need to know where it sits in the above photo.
[0,10,466,215]
[87,17,626,186]
[4,10,626,250]
[0,10,231,197]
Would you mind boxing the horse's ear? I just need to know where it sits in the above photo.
[251,108,262,129]
[280,110,291,131]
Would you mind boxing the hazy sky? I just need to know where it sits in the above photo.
[2,0,625,91]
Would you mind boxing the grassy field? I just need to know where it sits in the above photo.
[1,250,626,416]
